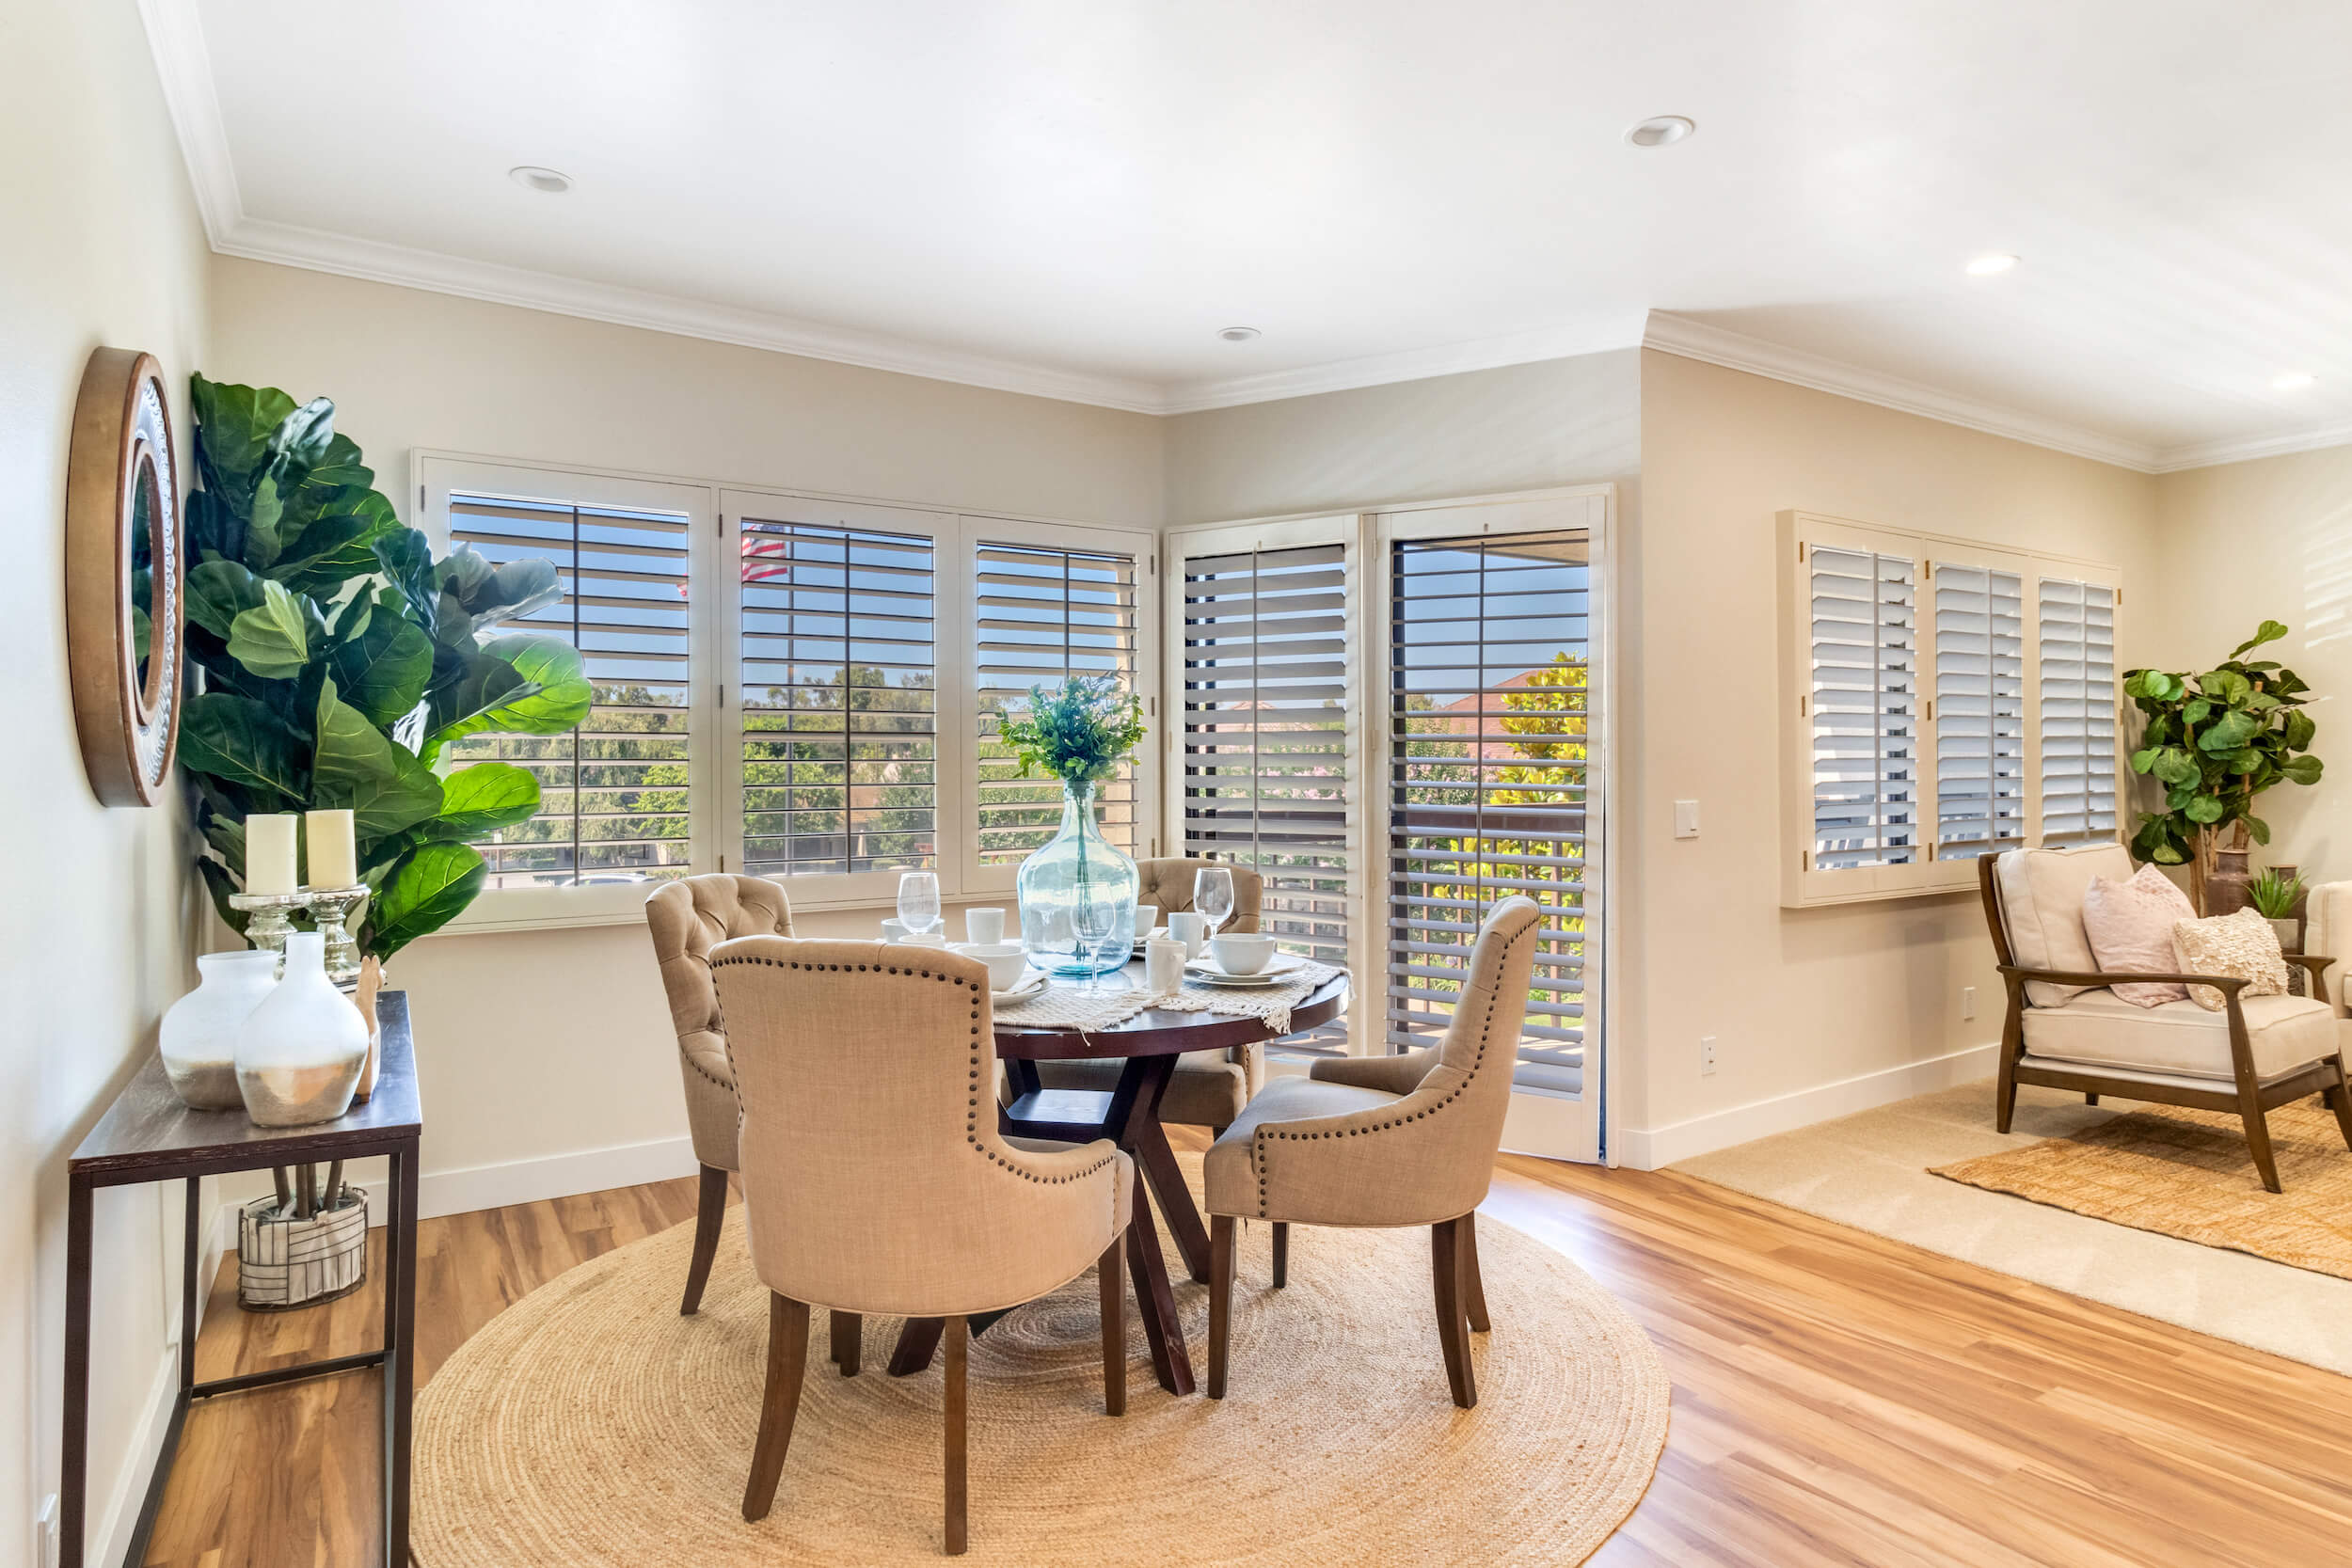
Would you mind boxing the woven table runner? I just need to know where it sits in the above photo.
[993,960,1343,1037]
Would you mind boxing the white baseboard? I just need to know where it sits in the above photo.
[1615,1042,1999,1170]
[87,1350,179,1568]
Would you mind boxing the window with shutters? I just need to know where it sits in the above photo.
[974,540,1139,864]
[441,489,697,890]
[1388,531,1593,1094]
[1779,511,2120,905]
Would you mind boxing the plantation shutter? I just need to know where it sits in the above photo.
[737,515,938,879]
[1181,544,1352,1049]
[442,493,693,887]
[2038,577,2119,847]
[974,543,1139,863]
[1931,562,2026,857]
[1808,546,1918,869]
[1387,531,1592,1094]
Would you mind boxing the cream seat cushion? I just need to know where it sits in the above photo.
[2021,988,2337,1080]
[1994,843,2135,1007]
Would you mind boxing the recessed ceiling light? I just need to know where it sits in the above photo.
[509,166,573,194]
[2274,372,2318,391]
[1964,253,2020,277]
[1217,326,1262,342]
[1626,116,1695,149]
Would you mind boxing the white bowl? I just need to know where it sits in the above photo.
[952,941,1030,990]
[1209,932,1278,975]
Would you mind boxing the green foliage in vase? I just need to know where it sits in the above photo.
[179,376,592,958]
[2247,867,2306,921]
[998,674,1147,786]
[2122,620,2322,866]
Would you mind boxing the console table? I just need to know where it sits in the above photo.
[61,991,422,1568]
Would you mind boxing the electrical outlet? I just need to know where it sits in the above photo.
[1962,986,1977,1022]
[38,1492,57,1568]
[1700,1035,1717,1076]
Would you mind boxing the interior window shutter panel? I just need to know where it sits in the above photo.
[1932,562,2025,856]
[1808,546,1919,868]
[2038,577,2119,847]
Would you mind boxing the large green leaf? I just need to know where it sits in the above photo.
[179,692,307,805]
[2285,709,2317,751]
[422,642,535,745]
[190,376,296,508]
[373,529,439,634]
[427,761,542,837]
[2151,748,2201,787]
[186,558,265,640]
[424,634,589,754]
[326,611,435,726]
[2196,708,2259,752]
[311,677,444,847]
[439,547,563,629]
[226,578,314,679]
[2185,795,2226,824]
[2282,753,2325,785]
[269,489,400,595]
[366,841,486,959]
[2232,620,2290,657]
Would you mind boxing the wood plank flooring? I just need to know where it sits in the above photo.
[141,1142,2352,1567]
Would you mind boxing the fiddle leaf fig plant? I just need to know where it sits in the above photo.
[2122,620,2322,885]
[180,376,592,958]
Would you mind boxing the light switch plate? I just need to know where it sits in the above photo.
[1673,800,1700,839]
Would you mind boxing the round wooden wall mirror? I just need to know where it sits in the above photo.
[67,348,184,806]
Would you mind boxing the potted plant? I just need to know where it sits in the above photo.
[2247,867,2307,952]
[1001,674,1148,974]
[2122,621,2323,912]
[175,375,591,1306]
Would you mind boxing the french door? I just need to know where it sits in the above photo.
[1167,489,1612,1163]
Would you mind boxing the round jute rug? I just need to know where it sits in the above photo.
[413,1159,1668,1566]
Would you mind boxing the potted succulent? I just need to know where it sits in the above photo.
[1001,674,1148,974]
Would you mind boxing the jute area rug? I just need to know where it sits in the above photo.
[413,1155,1669,1566]
[1932,1095,2352,1280]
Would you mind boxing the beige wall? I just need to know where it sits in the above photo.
[2149,445,2352,879]
[3,0,212,1554]
[1629,348,2161,1153]
[204,259,1167,1194]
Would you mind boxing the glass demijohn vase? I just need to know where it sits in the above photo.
[1016,780,1139,976]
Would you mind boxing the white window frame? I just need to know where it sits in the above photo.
[415,451,1156,930]
[1776,509,2122,907]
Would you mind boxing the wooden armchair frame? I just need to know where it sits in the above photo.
[1977,854,2352,1192]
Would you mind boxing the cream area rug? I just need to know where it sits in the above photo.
[413,1157,1669,1566]
[1674,1082,2352,1375]
[1933,1096,2352,1280]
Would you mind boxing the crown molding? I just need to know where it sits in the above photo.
[2148,420,2352,474]
[1156,317,1644,414]
[138,0,242,242]
[1642,311,2166,472]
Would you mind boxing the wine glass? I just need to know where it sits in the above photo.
[897,870,942,942]
[1071,898,1117,993]
[1194,866,1236,941]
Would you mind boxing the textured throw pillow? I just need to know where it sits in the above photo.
[2080,865,2197,1006]
[2171,907,2290,1012]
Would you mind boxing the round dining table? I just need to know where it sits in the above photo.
[886,958,1350,1396]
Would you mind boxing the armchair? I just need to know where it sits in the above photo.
[1978,847,2352,1193]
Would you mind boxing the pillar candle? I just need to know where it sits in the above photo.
[305,808,358,890]
[246,813,299,895]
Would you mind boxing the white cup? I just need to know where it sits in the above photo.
[1145,936,1186,995]
[965,907,1007,944]
[1135,905,1160,943]
[1168,911,1208,959]
[880,917,911,942]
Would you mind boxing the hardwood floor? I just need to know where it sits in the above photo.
[142,1142,2352,1567]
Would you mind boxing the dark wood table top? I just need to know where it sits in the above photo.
[72,991,421,1182]
[993,962,1348,1061]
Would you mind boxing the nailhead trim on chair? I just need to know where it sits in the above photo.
[709,953,1118,1188]
[1248,921,1530,1219]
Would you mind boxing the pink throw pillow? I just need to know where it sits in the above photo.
[2079,865,2196,1007]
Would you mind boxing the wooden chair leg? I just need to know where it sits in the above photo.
[1995,1053,2020,1134]
[1208,1215,1235,1400]
[830,1310,861,1376]
[2085,1092,2100,1106]
[1461,1212,1491,1334]
[2239,1090,2284,1194]
[945,1315,969,1556]
[1430,1218,1476,1409]
[2328,1060,2352,1153]
[889,1316,946,1377]
[1271,1221,1289,1289]
[1098,1235,1126,1417]
[680,1163,729,1316]
[741,1294,809,1521]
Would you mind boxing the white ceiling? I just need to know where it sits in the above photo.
[153,0,2352,466]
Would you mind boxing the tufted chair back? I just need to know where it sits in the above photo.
[644,875,794,1172]
[1135,857,1263,933]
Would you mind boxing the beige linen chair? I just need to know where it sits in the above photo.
[644,875,794,1315]
[710,938,1134,1555]
[1031,858,1269,1132]
[1200,895,1541,1408]
[1979,846,2352,1192]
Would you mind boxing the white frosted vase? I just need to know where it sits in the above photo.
[236,931,369,1127]
[160,950,279,1110]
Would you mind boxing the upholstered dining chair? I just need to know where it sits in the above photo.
[644,874,794,1316]
[1979,844,2352,1193]
[709,939,1133,1555]
[1031,857,1269,1132]
[1200,895,1541,1409]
